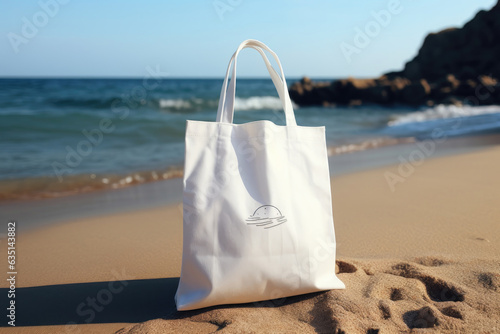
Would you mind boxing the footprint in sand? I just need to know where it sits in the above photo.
[415,256,451,267]
[478,272,500,291]
[439,305,464,320]
[405,304,466,329]
[389,288,404,301]
[390,262,465,302]
[378,300,392,319]
[403,306,440,329]
[335,260,357,274]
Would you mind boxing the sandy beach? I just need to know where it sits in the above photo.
[3,1,500,333]
[1,144,498,333]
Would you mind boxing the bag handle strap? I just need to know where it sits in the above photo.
[216,40,297,126]
[219,44,284,123]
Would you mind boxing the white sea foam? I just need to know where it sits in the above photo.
[327,137,415,156]
[159,98,192,109]
[388,105,500,126]
[158,96,297,111]
[234,96,297,111]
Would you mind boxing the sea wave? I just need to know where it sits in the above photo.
[159,98,198,110]
[7,95,295,114]
[0,135,415,201]
[158,96,295,112]
[327,137,415,155]
[234,96,296,111]
[0,167,184,201]
[388,105,500,126]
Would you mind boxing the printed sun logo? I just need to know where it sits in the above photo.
[246,205,287,229]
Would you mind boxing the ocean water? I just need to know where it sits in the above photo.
[1,78,500,200]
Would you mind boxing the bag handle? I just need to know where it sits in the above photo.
[221,44,284,122]
[216,40,297,126]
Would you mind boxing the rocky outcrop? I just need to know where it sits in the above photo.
[290,1,500,107]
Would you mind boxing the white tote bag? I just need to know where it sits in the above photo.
[175,40,345,311]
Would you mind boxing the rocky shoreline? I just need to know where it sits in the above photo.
[290,1,500,107]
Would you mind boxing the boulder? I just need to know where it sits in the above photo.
[289,1,500,107]
[400,79,431,106]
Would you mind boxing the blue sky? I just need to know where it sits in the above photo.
[0,0,496,78]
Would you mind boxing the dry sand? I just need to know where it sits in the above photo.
[2,146,499,333]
